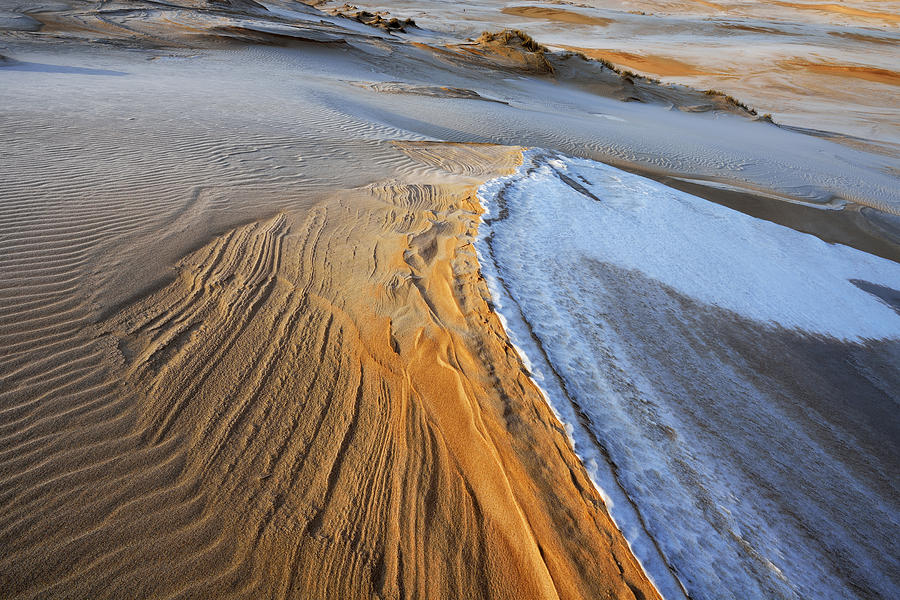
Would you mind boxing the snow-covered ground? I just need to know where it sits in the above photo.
[321,0,900,146]
[475,150,900,599]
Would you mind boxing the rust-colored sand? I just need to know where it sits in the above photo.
[773,1,900,23]
[501,6,613,26]
[781,58,900,86]
[687,0,728,10]
[559,45,709,77]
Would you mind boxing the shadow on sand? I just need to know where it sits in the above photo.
[0,60,127,76]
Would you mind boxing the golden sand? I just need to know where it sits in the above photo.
[559,45,709,77]
[0,133,659,599]
[781,58,900,86]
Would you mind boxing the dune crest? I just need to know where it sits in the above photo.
[0,141,659,599]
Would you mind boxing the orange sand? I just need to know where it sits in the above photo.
[782,58,900,86]
[773,1,900,24]
[502,5,614,26]
[559,45,710,77]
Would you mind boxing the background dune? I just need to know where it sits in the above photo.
[325,0,900,146]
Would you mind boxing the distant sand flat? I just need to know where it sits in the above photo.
[501,6,613,26]
[782,58,900,86]
[773,1,900,23]
[687,0,728,10]
[558,45,709,77]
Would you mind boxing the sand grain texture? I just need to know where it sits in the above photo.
[0,139,657,599]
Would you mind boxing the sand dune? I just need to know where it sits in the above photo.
[0,118,658,597]
[1,1,898,598]
[451,30,555,74]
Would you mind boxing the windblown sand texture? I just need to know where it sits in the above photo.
[0,6,659,587]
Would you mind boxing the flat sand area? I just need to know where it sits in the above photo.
[501,6,613,27]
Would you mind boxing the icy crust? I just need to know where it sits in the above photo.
[485,152,900,342]
[474,153,690,600]
[474,150,900,600]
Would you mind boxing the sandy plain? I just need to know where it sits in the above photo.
[0,0,898,599]
[326,0,900,147]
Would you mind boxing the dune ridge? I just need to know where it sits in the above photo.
[0,139,659,599]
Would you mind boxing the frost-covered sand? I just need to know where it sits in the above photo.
[477,151,900,599]
[326,0,900,147]
[0,0,898,599]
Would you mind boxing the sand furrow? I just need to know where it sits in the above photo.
[0,139,660,598]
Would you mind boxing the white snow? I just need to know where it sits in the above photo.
[474,150,900,600]
[486,152,900,342]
